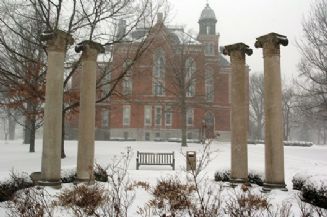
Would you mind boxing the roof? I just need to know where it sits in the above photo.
[129,26,201,45]
[199,4,217,21]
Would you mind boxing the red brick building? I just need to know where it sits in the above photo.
[68,4,231,141]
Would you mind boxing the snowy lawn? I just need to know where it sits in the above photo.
[0,139,326,216]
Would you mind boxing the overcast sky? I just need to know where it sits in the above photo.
[166,0,313,82]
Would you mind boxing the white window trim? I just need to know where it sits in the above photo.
[186,108,194,127]
[102,109,109,128]
[205,68,214,102]
[154,105,162,126]
[153,49,165,96]
[165,106,172,127]
[123,105,131,126]
[185,58,196,97]
[144,105,152,126]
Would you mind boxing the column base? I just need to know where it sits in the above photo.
[262,182,288,192]
[229,178,251,188]
[38,180,62,189]
[74,177,95,185]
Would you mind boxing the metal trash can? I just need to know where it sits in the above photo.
[186,151,196,171]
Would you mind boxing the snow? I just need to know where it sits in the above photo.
[0,139,326,216]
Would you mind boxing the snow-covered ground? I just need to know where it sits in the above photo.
[0,139,326,216]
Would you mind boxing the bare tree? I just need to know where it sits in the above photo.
[159,32,210,147]
[282,86,296,141]
[249,73,264,141]
[0,0,165,154]
[297,0,327,121]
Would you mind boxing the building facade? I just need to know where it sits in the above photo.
[68,4,232,141]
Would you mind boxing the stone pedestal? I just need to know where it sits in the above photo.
[255,32,288,190]
[40,30,74,188]
[223,43,252,183]
[75,41,104,183]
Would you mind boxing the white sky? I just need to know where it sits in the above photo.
[166,0,313,82]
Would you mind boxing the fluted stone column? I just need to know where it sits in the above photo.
[75,41,104,183]
[223,43,252,183]
[40,30,74,188]
[255,32,288,190]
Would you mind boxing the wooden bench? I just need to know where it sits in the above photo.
[136,151,175,170]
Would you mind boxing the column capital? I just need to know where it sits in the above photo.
[75,40,105,61]
[254,32,288,56]
[223,43,253,57]
[41,30,74,52]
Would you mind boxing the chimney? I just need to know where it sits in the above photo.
[116,19,126,39]
[157,13,163,24]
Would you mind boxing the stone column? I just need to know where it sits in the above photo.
[75,41,104,183]
[255,32,288,190]
[40,30,74,188]
[223,43,252,184]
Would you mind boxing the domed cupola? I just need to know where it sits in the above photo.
[198,3,217,35]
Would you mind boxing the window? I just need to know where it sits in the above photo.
[102,109,109,128]
[101,67,111,97]
[145,132,150,141]
[122,60,132,95]
[186,108,194,126]
[144,105,152,126]
[185,58,196,97]
[123,132,128,140]
[187,132,192,139]
[155,106,162,126]
[153,49,165,96]
[205,68,214,102]
[123,105,131,126]
[204,43,214,56]
[165,106,172,126]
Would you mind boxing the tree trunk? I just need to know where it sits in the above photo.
[61,107,66,159]
[181,102,187,147]
[29,116,36,152]
[8,116,16,140]
[23,118,31,144]
[256,115,262,140]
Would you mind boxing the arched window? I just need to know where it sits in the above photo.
[205,67,214,102]
[185,57,196,97]
[153,49,165,96]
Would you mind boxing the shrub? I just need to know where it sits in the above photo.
[224,185,270,217]
[248,171,264,186]
[56,184,108,216]
[292,173,311,190]
[0,172,34,202]
[214,170,230,182]
[148,176,195,216]
[214,170,264,186]
[6,187,54,217]
[61,164,109,183]
[301,177,327,209]
[61,169,76,183]
[283,141,313,147]
[94,163,108,182]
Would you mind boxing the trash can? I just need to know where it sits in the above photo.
[186,151,196,171]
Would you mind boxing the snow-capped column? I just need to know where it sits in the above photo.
[255,32,288,190]
[75,41,104,183]
[40,30,74,188]
[223,43,252,183]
